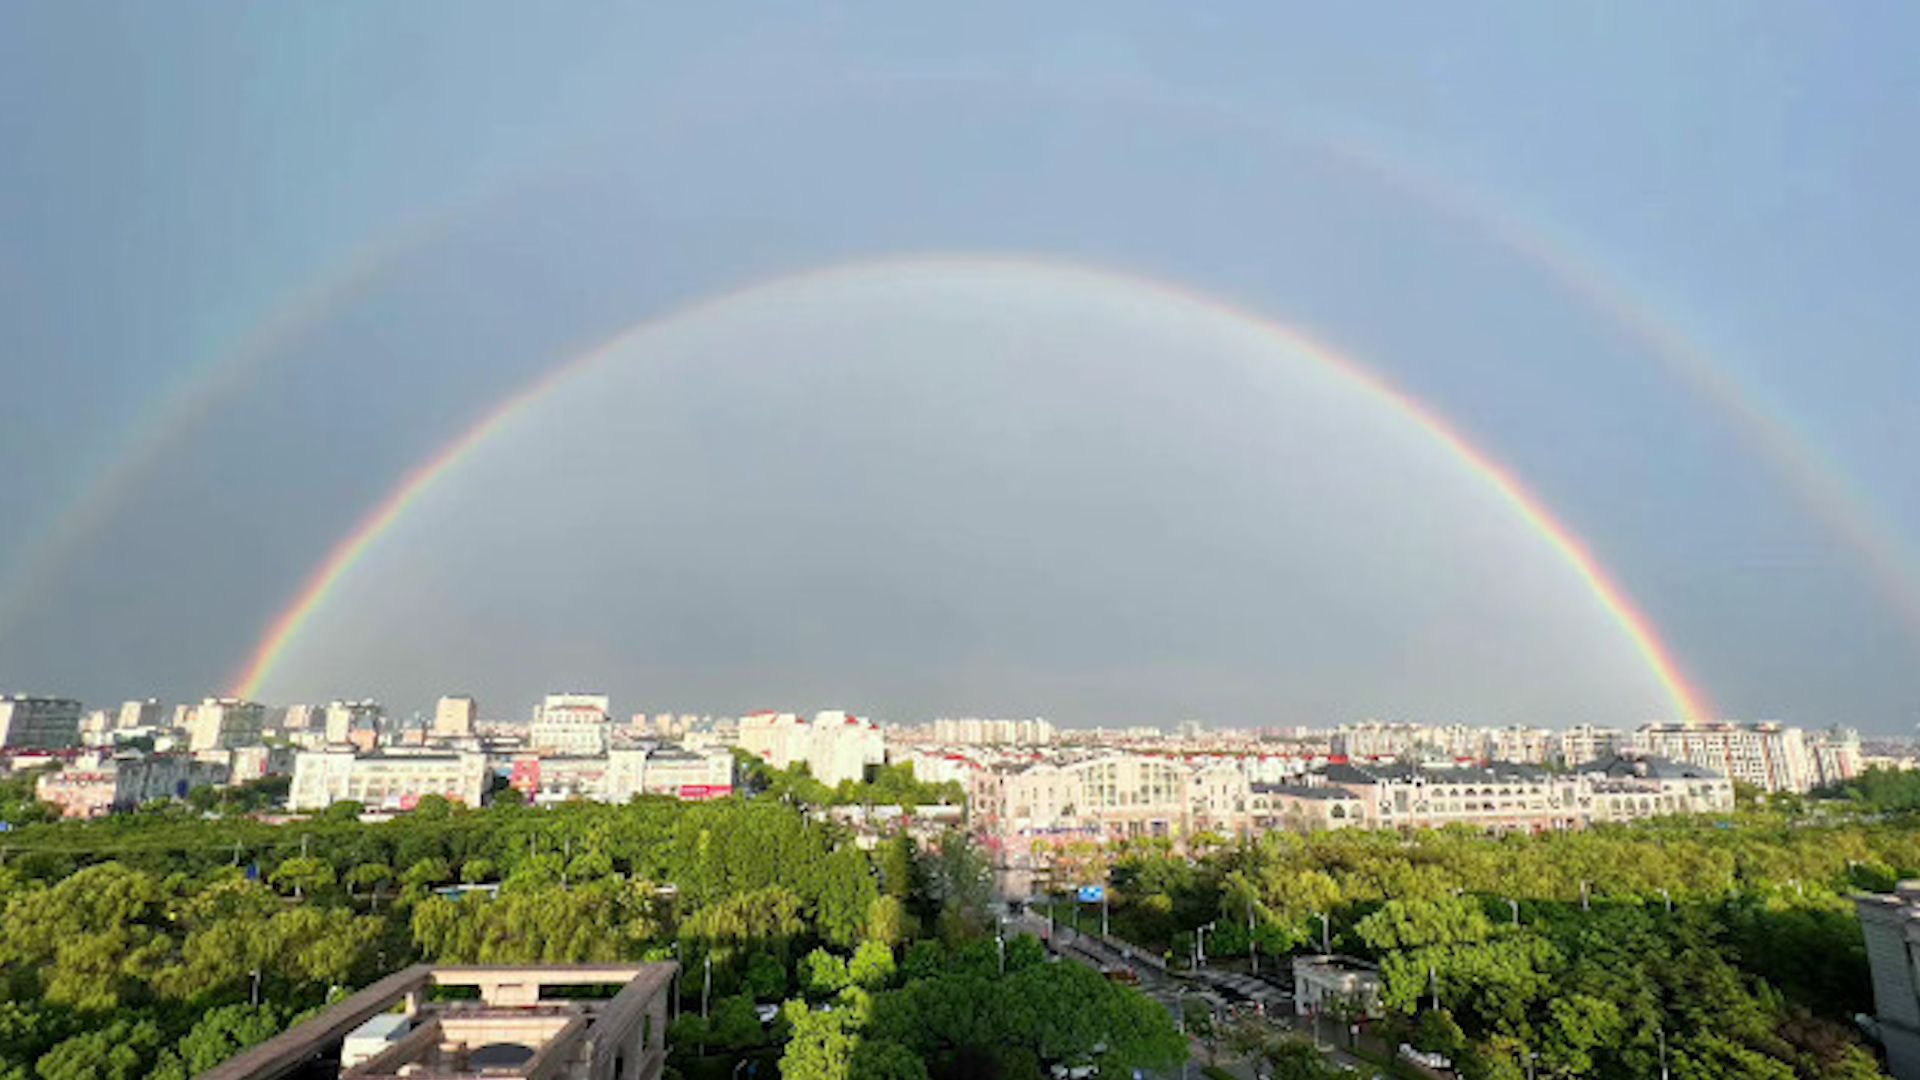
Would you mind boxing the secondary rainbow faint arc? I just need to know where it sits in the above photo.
[229,253,1714,720]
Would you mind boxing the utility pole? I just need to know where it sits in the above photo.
[1248,905,1258,975]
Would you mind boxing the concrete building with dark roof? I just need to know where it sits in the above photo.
[202,963,676,1080]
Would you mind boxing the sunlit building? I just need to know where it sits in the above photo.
[186,697,266,752]
[434,694,478,739]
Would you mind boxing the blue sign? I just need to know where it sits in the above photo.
[1077,885,1105,903]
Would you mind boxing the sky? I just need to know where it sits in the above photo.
[0,3,1915,730]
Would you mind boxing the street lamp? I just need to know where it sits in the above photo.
[1315,912,1331,954]
[1247,905,1258,975]
[1196,921,1216,968]
[997,932,1006,976]
[1507,897,1519,926]
[1657,1027,1670,1080]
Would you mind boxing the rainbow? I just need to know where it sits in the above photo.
[0,215,461,642]
[1319,130,1920,640]
[228,254,1713,721]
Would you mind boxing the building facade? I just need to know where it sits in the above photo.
[1633,721,1814,792]
[36,751,229,817]
[187,698,267,752]
[0,696,82,749]
[433,695,478,739]
[290,748,490,811]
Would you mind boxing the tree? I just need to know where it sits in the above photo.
[149,1004,284,1079]
[847,1039,930,1080]
[706,993,766,1050]
[818,846,879,948]
[779,1003,858,1080]
[746,951,789,1001]
[864,895,912,948]
[33,1019,164,1080]
[848,940,896,990]
[268,856,335,899]
[802,948,852,998]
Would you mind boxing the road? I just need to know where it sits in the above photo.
[1011,913,1384,1080]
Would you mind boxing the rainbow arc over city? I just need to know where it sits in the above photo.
[227,254,1714,722]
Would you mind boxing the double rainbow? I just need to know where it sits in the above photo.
[228,254,1713,721]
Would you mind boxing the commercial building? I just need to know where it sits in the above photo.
[187,697,268,752]
[1855,884,1920,1080]
[290,748,490,811]
[202,963,676,1080]
[533,693,612,756]
[0,695,82,749]
[35,750,229,818]
[512,746,735,805]
[434,695,477,739]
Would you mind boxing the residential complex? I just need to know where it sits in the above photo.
[737,709,883,786]
[186,697,267,752]
[35,750,228,817]
[0,695,81,749]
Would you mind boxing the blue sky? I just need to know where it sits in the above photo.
[0,3,1914,728]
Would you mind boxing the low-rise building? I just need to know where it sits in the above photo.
[201,963,676,1080]
[1292,955,1382,1019]
[36,751,229,817]
[290,748,490,811]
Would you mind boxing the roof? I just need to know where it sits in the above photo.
[1585,754,1724,781]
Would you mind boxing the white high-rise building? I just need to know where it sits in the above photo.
[433,695,477,739]
[324,700,385,746]
[928,717,1056,745]
[1554,725,1627,768]
[116,699,163,731]
[1809,727,1864,789]
[186,698,266,752]
[1486,726,1555,765]
[737,710,883,786]
[282,704,319,732]
[1634,721,1814,793]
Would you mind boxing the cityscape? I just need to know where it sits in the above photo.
[6,3,1920,1080]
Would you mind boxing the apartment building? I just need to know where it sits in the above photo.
[324,699,385,750]
[433,695,477,739]
[1809,727,1864,789]
[737,710,882,786]
[1485,726,1555,766]
[928,717,1056,745]
[1633,721,1814,792]
[0,695,82,749]
[1554,724,1627,768]
[186,697,266,752]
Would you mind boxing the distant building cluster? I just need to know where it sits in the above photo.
[737,710,884,786]
[960,748,1735,865]
[1325,719,1861,793]
[0,684,1897,836]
